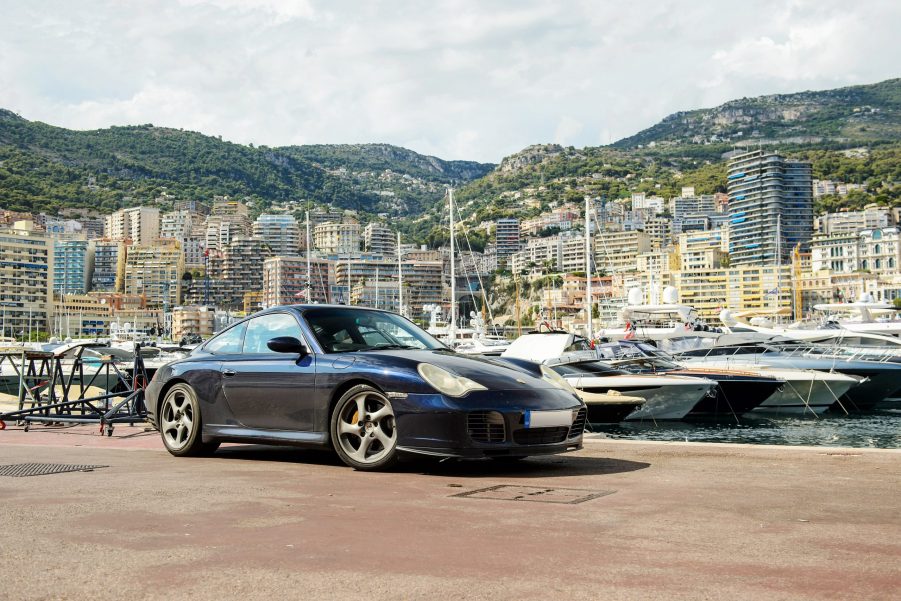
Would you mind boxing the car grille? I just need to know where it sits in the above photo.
[467,411,506,443]
[569,407,587,439]
[513,427,570,445]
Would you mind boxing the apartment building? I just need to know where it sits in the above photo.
[0,221,53,337]
[52,239,94,296]
[678,231,729,271]
[811,228,900,275]
[636,251,673,276]
[262,256,331,306]
[510,233,588,275]
[495,218,521,262]
[595,230,651,273]
[90,239,126,292]
[122,239,184,308]
[671,264,794,322]
[171,305,216,340]
[458,246,498,276]
[351,280,401,310]
[727,150,813,265]
[334,259,442,313]
[217,237,273,308]
[815,204,898,235]
[105,207,160,245]
[254,214,301,255]
[313,221,362,255]
[643,217,671,250]
[519,205,579,236]
[631,193,665,214]
[363,222,396,256]
[204,198,251,252]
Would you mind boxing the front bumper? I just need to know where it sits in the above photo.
[391,388,586,458]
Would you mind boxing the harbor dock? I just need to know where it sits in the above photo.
[0,426,898,600]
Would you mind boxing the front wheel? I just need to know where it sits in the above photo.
[159,383,220,457]
[331,385,399,471]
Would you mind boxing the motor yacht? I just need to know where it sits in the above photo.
[501,333,716,421]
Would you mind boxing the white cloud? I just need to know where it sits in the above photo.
[0,0,898,162]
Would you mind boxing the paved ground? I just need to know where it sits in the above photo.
[0,424,899,600]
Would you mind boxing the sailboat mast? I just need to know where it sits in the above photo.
[305,211,312,302]
[448,188,456,346]
[397,232,403,316]
[375,267,380,310]
[585,196,593,341]
[776,214,782,311]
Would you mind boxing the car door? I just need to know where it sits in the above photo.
[220,312,317,431]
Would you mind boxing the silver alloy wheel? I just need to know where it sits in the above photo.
[336,391,397,465]
[161,387,195,451]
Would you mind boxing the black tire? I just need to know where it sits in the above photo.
[330,384,399,471]
[159,383,219,457]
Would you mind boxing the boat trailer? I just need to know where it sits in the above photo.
[0,344,148,436]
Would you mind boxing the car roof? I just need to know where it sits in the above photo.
[283,304,386,313]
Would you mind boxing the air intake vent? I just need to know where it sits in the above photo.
[468,411,506,443]
[513,427,569,445]
[569,407,587,438]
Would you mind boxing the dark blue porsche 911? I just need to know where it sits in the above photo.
[145,305,586,470]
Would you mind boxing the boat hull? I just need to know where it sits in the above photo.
[753,378,857,416]
[674,371,782,419]
[571,375,714,421]
[680,360,859,416]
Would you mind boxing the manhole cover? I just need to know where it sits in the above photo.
[452,485,614,504]
[0,463,108,477]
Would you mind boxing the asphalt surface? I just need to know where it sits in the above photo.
[0,424,899,600]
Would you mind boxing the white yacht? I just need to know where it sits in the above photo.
[501,333,716,421]
[676,356,861,415]
[719,307,901,352]
[594,287,768,346]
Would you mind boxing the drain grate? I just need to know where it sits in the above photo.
[452,485,614,504]
[0,463,108,477]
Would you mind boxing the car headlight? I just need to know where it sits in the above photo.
[417,363,487,397]
[540,365,578,394]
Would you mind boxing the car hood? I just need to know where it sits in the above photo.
[356,349,557,391]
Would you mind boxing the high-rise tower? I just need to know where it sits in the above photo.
[727,149,813,266]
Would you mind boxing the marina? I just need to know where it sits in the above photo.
[596,409,901,449]
[2,3,901,597]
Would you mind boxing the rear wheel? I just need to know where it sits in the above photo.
[331,385,399,471]
[160,383,219,457]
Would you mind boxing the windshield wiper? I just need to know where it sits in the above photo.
[368,344,420,350]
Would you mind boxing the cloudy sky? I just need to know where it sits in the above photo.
[1,0,899,162]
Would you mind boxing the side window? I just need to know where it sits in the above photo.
[205,322,247,354]
[243,313,305,354]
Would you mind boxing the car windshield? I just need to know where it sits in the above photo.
[551,361,626,377]
[303,307,445,353]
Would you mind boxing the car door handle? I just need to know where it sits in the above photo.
[222,369,237,377]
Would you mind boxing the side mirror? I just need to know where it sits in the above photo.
[267,336,308,355]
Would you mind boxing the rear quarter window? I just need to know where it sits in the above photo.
[204,322,247,354]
